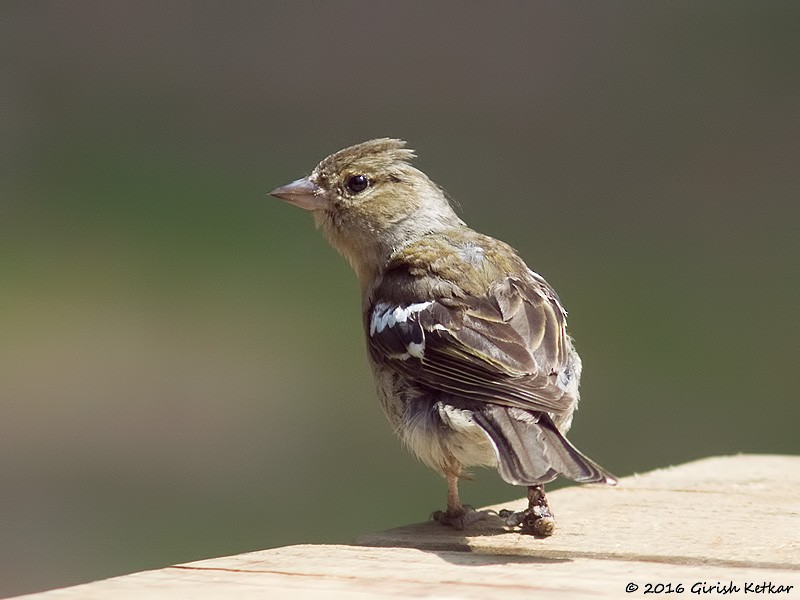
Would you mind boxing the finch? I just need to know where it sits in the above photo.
[270,138,616,536]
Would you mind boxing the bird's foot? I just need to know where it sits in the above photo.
[498,504,555,537]
[431,504,489,530]
[501,484,556,536]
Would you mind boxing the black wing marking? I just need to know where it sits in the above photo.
[367,277,577,416]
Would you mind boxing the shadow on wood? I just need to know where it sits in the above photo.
[12,455,800,599]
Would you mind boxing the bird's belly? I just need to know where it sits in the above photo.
[404,401,498,475]
[374,369,497,474]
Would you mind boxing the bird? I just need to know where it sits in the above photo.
[270,138,616,536]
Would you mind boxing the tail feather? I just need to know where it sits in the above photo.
[473,404,617,486]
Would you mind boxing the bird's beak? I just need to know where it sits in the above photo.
[269,177,327,211]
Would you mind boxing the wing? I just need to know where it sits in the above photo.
[367,275,579,416]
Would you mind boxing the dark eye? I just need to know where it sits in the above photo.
[345,174,370,194]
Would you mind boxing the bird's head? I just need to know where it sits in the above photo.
[270,138,463,286]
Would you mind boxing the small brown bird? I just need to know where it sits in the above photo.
[270,139,616,535]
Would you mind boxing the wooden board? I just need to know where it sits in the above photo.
[358,454,800,569]
[13,455,800,599]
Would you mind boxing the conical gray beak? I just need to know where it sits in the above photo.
[269,177,327,211]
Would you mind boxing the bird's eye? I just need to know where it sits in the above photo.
[344,174,370,195]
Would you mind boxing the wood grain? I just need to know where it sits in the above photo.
[13,455,800,599]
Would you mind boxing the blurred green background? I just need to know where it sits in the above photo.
[1,2,797,597]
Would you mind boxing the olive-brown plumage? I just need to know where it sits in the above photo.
[271,139,616,535]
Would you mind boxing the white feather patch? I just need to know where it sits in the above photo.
[369,301,433,336]
[407,340,425,358]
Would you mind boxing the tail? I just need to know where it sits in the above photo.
[473,404,618,486]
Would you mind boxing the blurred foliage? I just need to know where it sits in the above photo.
[1,2,798,597]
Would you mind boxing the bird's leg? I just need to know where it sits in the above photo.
[500,484,556,536]
[446,471,461,514]
[431,471,486,529]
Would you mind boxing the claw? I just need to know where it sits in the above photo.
[527,516,555,537]
[431,505,488,530]
[500,508,556,536]
[501,509,526,527]
[500,485,557,536]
